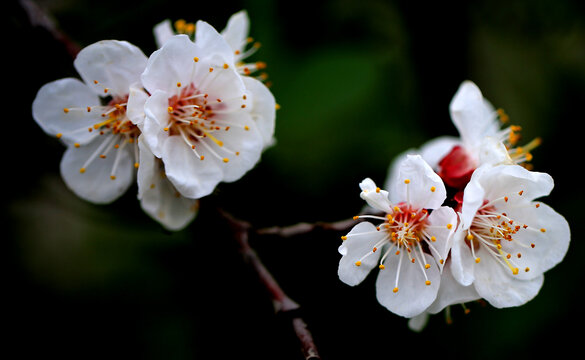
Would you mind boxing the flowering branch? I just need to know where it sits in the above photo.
[219,210,321,360]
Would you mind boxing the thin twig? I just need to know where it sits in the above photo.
[220,210,321,360]
[20,0,81,57]
[256,217,356,237]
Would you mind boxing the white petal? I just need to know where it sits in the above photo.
[161,135,224,199]
[153,19,175,48]
[74,40,147,98]
[32,78,101,145]
[425,206,458,271]
[390,154,446,209]
[473,245,544,308]
[407,312,430,332]
[142,89,171,158]
[426,261,480,314]
[359,178,392,212]
[141,35,201,94]
[449,229,476,286]
[137,137,198,230]
[449,80,499,155]
[478,136,514,166]
[338,222,383,286]
[375,251,440,318]
[221,10,250,53]
[126,82,149,126]
[479,164,554,203]
[59,135,134,204]
[242,76,276,148]
[195,20,235,63]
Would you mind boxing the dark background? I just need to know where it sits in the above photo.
[5,0,585,358]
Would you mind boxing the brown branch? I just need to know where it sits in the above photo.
[256,217,356,238]
[220,210,321,360]
[20,0,81,58]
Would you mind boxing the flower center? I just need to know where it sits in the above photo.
[62,94,140,179]
[347,181,452,293]
[165,82,248,163]
[466,196,543,275]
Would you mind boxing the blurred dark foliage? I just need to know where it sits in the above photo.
[4,0,585,359]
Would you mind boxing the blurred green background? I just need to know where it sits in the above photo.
[5,0,585,358]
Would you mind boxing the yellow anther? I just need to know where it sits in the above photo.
[56,133,63,139]
[525,267,530,272]
[63,108,69,113]
[341,236,347,241]
[87,106,91,112]
[425,264,431,269]
[404,179,410,184]
[475,257,481,263]
[393,287,399,293]
[430,236,436,242]
[99,154,106,159]
[447,224,453,230]
[163,127,169,132]
[275,103,281,110]
[174,19,186,32]
[74,143,80,148]
[466,234,474,241]
[241,104,246,108]
[355,261,362,267]
[167,106,174,113]
[223,63,229,69]
[425,280,431,286]
[200,155,205,161]
[176,82,181,87]
[375,187,381,193]
[430,186,436,192]
[184,23,195,34]
[244,125,250,131]
[512,268,519,275]
[134,162,139,169]
[379,264,385,270]
[540,228,546,233]
[223,158,230,163]
[79,168,86,174]
[193,57,199,62]
[353,216,359,220]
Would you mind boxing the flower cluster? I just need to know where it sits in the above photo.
[338,81,570,330]
[32,11,276,231]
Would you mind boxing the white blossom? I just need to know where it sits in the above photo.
[338,155,457,318]
[451,164,570,308]
[32,40,148,203]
